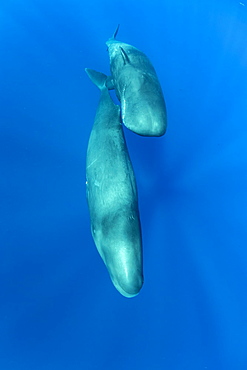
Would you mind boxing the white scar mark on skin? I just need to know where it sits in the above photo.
[86,156,100,169]
[122,86,127,118]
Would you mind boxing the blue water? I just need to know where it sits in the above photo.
[1,0,247,369]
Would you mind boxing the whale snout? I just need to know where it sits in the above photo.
[111,270,143,298]
[98,213,143,298]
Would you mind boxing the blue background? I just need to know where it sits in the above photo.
[1,0,247,369]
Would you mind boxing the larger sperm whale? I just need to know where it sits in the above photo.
[106,26,167,137]
[85,68,143,298]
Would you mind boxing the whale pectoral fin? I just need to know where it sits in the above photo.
[120,47,130,65]
[106,76,115,90]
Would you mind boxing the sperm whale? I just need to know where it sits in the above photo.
[106,25,167,137]
[85,68,143,297]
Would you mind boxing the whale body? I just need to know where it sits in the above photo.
[106,26,167,137]
[85,68,143,298]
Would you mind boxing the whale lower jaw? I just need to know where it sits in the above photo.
[111,273,143,298]
[114,283,140,298]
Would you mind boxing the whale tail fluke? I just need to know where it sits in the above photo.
[85,68,107,90]
[112,24,120,40]
[106,24,120,46]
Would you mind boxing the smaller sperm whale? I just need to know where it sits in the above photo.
[85,68,143,298]
[106,25,167,137]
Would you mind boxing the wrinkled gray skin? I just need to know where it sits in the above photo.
[106,27,167,137]
[85,68,143,298]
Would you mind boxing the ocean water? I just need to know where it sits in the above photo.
[1,0,247,369]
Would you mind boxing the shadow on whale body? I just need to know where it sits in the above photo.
[106,25,167,137]
[85,68,143,298]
